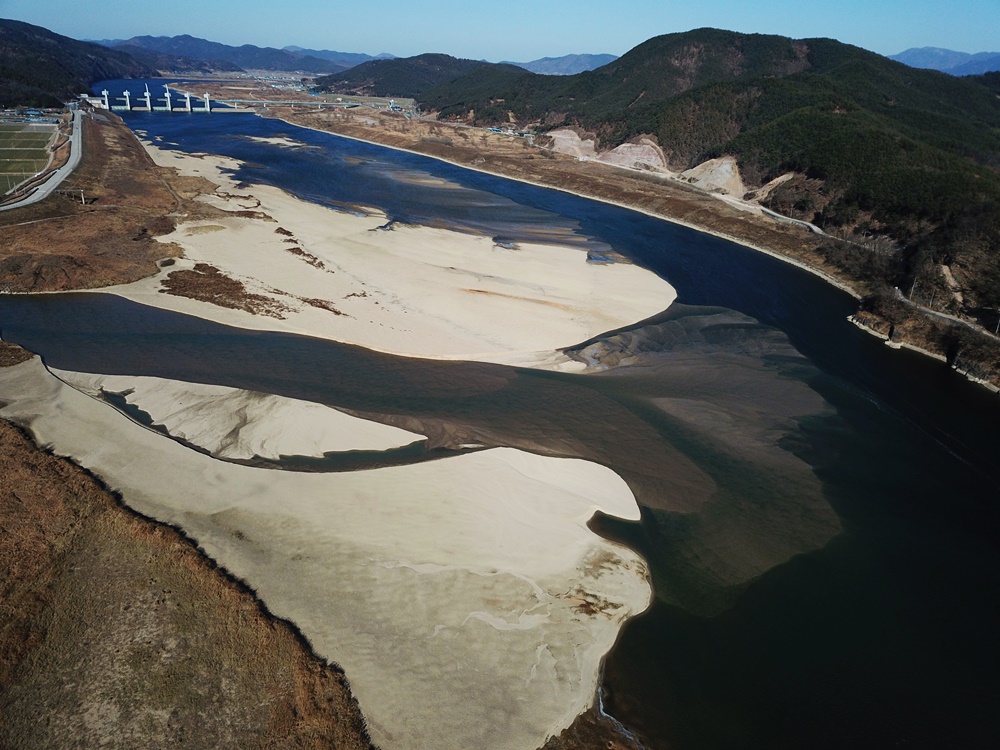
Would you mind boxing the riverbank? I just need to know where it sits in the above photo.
[267,106,855,295]
[0,344,376,750]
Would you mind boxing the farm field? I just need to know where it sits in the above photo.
[0,123,55,193]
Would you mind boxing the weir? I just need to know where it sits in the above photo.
[104,85,366,114]
[106,86,245,113]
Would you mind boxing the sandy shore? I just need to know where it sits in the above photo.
[0,356,651,750]
[54,370,423,459]
[100,141,677,371]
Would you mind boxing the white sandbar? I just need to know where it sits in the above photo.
[54,371,421,459]
[100,142,676,371]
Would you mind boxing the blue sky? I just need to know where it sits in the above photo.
[2,0,997,60]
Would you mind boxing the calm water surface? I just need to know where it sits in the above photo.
[1,84,998,748]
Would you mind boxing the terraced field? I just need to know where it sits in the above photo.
[0,123,55,193]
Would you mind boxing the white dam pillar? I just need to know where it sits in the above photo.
[163,85,172,111]
[122,90,131,110]
[203,93,211,113]
[101,89,109,109]
[184,92,192,112]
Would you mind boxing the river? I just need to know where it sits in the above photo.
[1,82,999,748]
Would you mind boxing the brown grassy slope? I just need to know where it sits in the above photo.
[0,111,224,292]
[0,353,375,749]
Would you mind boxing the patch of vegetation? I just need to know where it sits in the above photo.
[160,263,291,318]
[0,123,54,192]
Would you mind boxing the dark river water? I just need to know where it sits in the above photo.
[1,81,998,748]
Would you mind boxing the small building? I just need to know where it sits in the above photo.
[77,94,108,109]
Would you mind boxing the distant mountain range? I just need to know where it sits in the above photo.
[0,19,155,107]
[90,34,350,73]
[281,46,395,68]
[91,36,615,78]
[109,44,243,75]
[501,54,617,75]
[890,47,1000,75]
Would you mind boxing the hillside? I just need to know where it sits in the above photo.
[106,34,344,74]
[314,54,524,98]
[950,54,1000,76]
[113,44,243,75]
[0,19,155,107]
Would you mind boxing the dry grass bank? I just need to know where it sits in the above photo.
[0,111,226,292]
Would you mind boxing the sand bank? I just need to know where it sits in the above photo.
[54,370,422,459]
[102,142,676,371]
[2,125,671,747]
[0,357,651,750]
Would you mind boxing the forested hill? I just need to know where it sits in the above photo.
[314,54,524,98]
[0,19,155,107]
